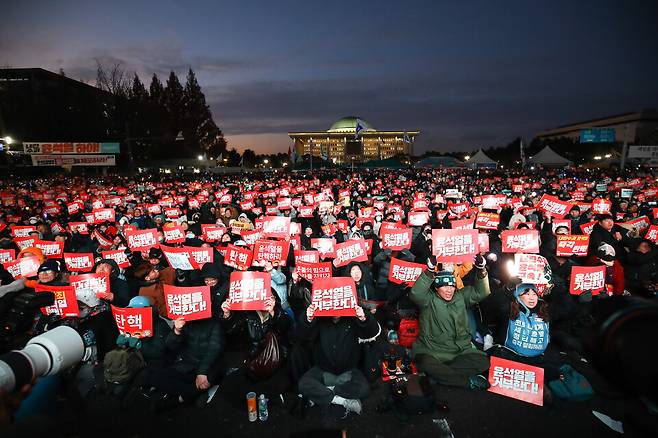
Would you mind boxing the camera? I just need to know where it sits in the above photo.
[0,326,84,392]
[1,290,56,352]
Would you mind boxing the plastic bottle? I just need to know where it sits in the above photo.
[258,394,268,421]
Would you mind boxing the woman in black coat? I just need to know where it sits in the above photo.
[219,294,293,408]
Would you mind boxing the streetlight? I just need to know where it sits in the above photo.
[594,155,602,160]
[197,155,204,161]
[263,159,269,164]
[464,155,470,161]
[282,162,288,167]
[604,154,612,158]
[2,136,14,144]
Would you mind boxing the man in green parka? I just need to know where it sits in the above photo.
[410,254,490,389]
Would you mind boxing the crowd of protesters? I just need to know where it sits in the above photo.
[1,166,657,425]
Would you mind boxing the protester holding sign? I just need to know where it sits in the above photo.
[488,284,551,370]
[410,254,491,389]
[148,316,223,410]
[297,284,380,415]
[219,292,293,408]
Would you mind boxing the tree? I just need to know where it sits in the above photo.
[226,148,241,166]
[163,71,184,125]
[182,68,227,159]
[95,59,131,97]
[242,149,257,167]
[149,74,164,105]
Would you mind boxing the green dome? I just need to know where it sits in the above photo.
[327,116,374,133]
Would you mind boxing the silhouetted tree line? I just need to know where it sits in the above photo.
[95,61,227,161]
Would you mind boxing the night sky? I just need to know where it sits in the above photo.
[2,0,658,154]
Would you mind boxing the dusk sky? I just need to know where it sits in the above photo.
[2,0,657,154]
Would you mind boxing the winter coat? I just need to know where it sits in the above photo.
[373,249,414,289]
[166,317,224,377]
[624,249,658,289]
[297,312,380,375]
[139,267,177,317]
[410,270,490,362]
[504,306,550,357]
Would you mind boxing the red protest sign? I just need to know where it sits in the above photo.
[570,266,606,295]
[334,239,368,267]
[101,249,131,269]
[447,202,470,217]
[488,357,544,406]
[556,235,590,257]
[224,244,253,270]
[111,305,153,338]
[0,249,15,264]
[13,236,36,251]
[3,257,40,279]
[311,238,337,259]
[188,247,213,267]
[513,254,548,284]
[481,194,507,210]
[311,277,358,317]
[294,249,320,264]
[431,229,478,263]
[125,228,158,252]
[69,222,89,234]
[591,198,612,215]
[240,229,261,246]
[34,240,64,259]
[388,257,425,286]
[92,208,116,224]
[35,284,80,317]
[580,220,596,235]
[260,216,291,239]
[201,225,225,242]
[476,212,500,230]
[227,271,272,311]
[537,194,571,219]
[380,228,412,250]
[501,230,540,253]
[70,273,110,301]
[63,252,94,272]
[295,261,333,281]
[407,210,429,226]
[450,218,474,230]
[297,205,315,218]
[10,225,36,237]
[163,285,212,321]
[163,226,186,244]
[253,240,290,266]
[645,225,658,243]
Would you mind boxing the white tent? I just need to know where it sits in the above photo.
[527,146,572,167]
[466,149,497,168]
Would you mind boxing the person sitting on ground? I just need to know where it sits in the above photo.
[410,254,491,389]
[297,303,380,415]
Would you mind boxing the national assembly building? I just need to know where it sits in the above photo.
[288,116,419,164]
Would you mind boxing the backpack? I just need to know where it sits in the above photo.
[548,364,593,402]
[398,318,419,348]
[103,347,145,393]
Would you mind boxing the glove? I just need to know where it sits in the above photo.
[474,253,486,270]
[427,255,438,272]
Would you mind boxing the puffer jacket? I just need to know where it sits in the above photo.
[410,269,490,361]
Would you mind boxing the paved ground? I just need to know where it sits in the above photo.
[52,352,656,438]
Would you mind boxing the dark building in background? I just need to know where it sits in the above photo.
[0,68,120,145]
